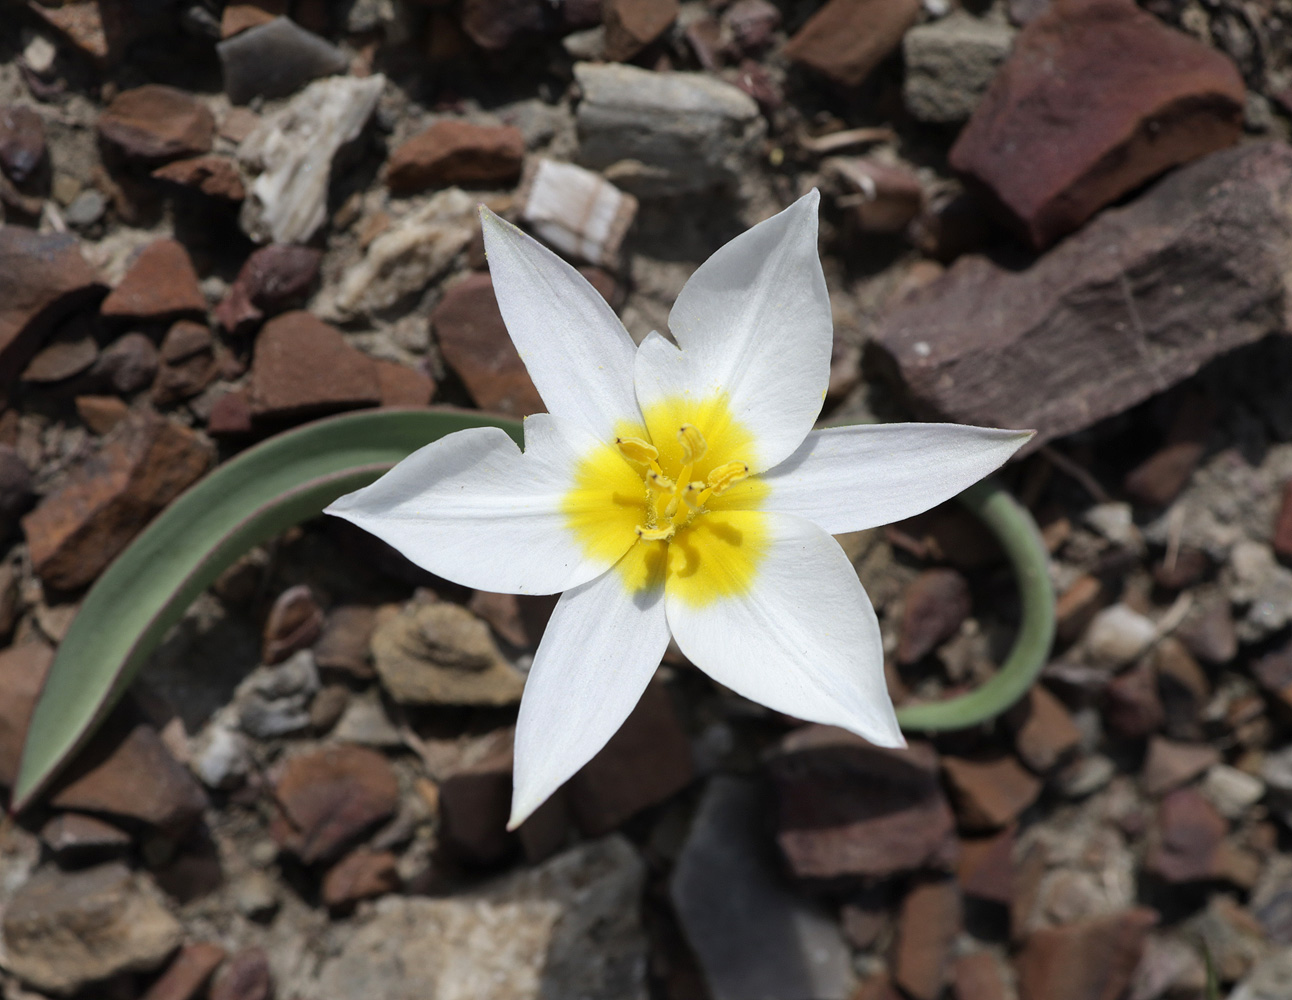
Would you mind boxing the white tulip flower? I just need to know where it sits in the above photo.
[327,190,1032,829]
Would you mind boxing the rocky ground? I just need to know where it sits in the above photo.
[1,0,1292,997]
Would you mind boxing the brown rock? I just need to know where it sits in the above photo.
[894,878,962,1000]
[0,105,47,184]
[783,0,921,87]
[1103,661,1166,740]
[209,948,272,1000]
[270,744,399,863]
[152,155,246,201]
[22,314,98,383]
[0,641,54,788]
[1055,574,1105,642]
[29,0,142,64]
[942,754,1043,831]
[957,827,1015,906]
[433,272,544,418]
[207,390,254,436]
[830,157,925,234]
[1175,595,1237,666]
[1276,479,1292,561]
[40,811,132,862]
[567,678,694,835]
[467,590,556,649]
[214,245,322,333]
[953,952,1010,1000]
[603,0,680,62]
[1014,907,1157,1000]
[1153,546,1209,590]
[950,0,1245,250]
[23,411,212,591]
[314,605,377,678]
[220,2,283,38]
[95,331,160,394]
[98,85,216,162]
[459,0,551,51]
[262,584,324,665]
[385,120,525,195]
[140,942,228,1000]
[898,567,972,664]
[321,847,400,909]
[152,320,219,406]
[1123,393,1213,507]
[248,311,381,420]
[373,359,435,407]
[0,443,34,534]
[100,239,206,321]
[50,713,209,834]
[768,726,958,880]
[870,143,1292,453]
[438,728,516,865]
[0,229,104,388]
[1142,737,1218,797]
[1145,787,1226,883]
[1011,686,1081,772]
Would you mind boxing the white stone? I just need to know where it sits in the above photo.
[1201,764,1264,819]
[518,158,637,268]
[239,74,385,244]
[1084,604,1157,667]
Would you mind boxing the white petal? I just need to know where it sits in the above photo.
[648,190,831,471]
[758,423,1034,535]
[509,566,670,829]
[325,415,632,595]
[481,208,639,441]
[665,511,903,748]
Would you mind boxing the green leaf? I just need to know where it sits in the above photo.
[12,408,523,812]
[13,408,1054,812]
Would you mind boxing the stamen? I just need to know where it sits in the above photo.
[616,436,659,465]
[705,461,750,495]
[677,424,708,465]
[682,481,708,509]
[646,470,675,492]
[636,525,675,542]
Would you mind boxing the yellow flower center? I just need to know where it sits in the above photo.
[562,395,769,606]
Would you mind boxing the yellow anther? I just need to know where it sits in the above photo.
[682,481,708,509]
[616,436,659,465]
[678,424,708,465]
[705,461,750,496]
[646,470,675,492]
[636,524,675,542]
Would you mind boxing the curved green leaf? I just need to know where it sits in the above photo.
[14,407,1054,812]
[12,408,523,812]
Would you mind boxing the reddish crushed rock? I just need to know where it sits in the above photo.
[1014,907,1158,1000]
[97,84,215,162]
[1141,736,1219,798]
[1274,480,1292,560]
[898,567,972,664]
[432,272,544,418]
[893,878,962,1000]
[953,952,1011,1000]
[941,755,1043,831]
[215,245,323,333]
[22,410,212,591]
[0,641,53,789]
[151,155,245,201]
[321,847,400,909]
[152,320,219,406]
[0,105,47,184]
[1145,787,1228,883]
[313,605,377,678]
[208,948,272,1000]
[29,0,142,64]
[262,584,325,665]
[100,239,206,321]
[957,826,1015,906]
[50,713,209,835]
[248,311,381,420]
[139,942,227,1000]
[0,228,103,387]
[75,395,131,435]
[768,726,958,880]
[1010,686,1082,773]
[437,727,517,866]
[950,0,1245,250]
[385,120,525,194]
[783,0,921,87]
[270,745,399,864]
[603,0,680,62]
[566,679,694,836]
[373,358,435,407]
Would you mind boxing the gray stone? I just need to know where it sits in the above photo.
[573,62,764,196]
[190,721,254,789]
[235,650,320,739]
[1228,540,1292,642]
[371,601,526,706]
[217,17,348,105]
[239,74,385,244]
[63,189,106,228]
[313,837,648,999]
[671,776,856,1000]
[903,13,1015,123]
[2,862,182,996]
[332,691,404,747]
[1200,764,1264,820]
[1261,746,1292,829]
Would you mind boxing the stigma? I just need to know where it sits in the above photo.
[617,424,749,543]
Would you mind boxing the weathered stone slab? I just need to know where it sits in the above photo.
[869,143,1292,452]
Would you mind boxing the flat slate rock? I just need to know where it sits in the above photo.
[217,16,348,105]
[870,142,1292,452]
[949,0,1244,249]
